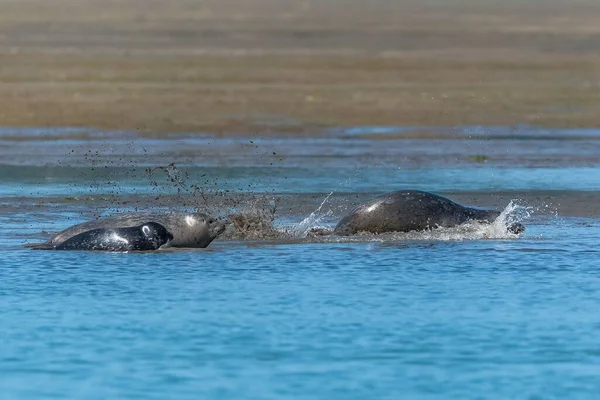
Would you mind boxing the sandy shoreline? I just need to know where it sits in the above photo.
[0,0,599,133]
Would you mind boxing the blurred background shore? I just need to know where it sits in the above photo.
[0,0,600,133]
[0,0,599,134]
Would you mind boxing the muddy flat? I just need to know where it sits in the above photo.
[0,0,599,132]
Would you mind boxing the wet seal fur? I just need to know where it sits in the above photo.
[36,222,173,251]
[334,190,525,235]
[34,212,226,249]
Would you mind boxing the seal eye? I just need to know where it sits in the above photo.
[142,225,151,236]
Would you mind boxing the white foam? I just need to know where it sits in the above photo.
[381,200,532,241]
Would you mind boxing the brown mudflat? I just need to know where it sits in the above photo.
[0,0,599,133]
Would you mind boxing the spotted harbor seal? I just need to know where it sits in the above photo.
[334,190,525,235]
[38,222,174,251]
[37,212,226,249]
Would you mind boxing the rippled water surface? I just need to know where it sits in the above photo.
[2,126,600,399]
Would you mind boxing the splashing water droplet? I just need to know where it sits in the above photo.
[289,192,334,238]
[417,200,533,241]
[488,200,533,238]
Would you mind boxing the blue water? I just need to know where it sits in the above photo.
[3,166,600,198]
[3,126,600,399]
[3,222,600,399]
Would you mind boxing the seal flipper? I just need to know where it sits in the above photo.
[507,222,525,234]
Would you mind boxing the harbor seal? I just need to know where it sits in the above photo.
[334,190,525,235]
[39,222,174,251]
[40,212,226,249]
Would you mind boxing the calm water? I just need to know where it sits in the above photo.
[2,126,600,399]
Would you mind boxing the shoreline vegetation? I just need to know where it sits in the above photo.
[0,0,599,134]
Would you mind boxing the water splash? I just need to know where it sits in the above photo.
[129,161,534,243]
[310,200,533,243]
[488,200,533,237]
[217,197,534,243]
[288,192,334,238]
[221,196,280,240]
[146,163,191,194]
[383,200,532,242]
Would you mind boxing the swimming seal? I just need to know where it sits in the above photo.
[334,190,525,235]
[43,222,173,251]
[39,212,226,249]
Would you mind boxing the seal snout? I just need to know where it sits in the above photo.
[208,216,228,238]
